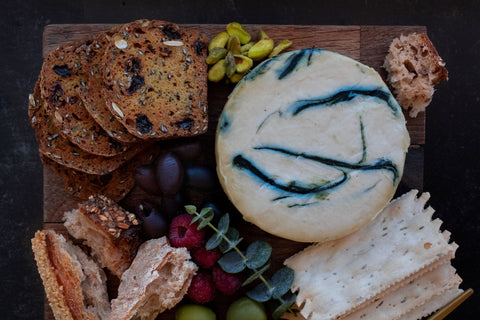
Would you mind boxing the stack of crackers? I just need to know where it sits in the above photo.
[283,190,463,320]
[28,19,208,201]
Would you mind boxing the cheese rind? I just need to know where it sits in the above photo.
[216,48,410,242]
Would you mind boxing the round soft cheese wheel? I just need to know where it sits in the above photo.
[216,48,410,243]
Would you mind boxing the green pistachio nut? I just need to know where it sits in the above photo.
[208,32,229,51]
[229,72,246,83]
[234,54,253,73]
[227,35,242,55]
[268,40,293,58]
[206,47,228,65]
[257,29,270,40]
[241,42,255,55]
[248,39,274,61]
[225,52,237,78]
[226,22,251,44]
[208,59,226,82]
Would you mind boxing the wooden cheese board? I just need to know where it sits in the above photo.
[42,24,426,320]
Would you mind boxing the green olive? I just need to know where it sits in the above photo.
[208,32,229,51]
[208,59,226,82]
[176,304,216,320]
[248,39,274,61]
[268,40,293,58]
[206,47,228,65]
[226,22,251,44]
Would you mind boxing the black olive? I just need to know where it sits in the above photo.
[135,202,169,239]
[156,152,184,195]
[168,139,202,161]
[134,165,161,195]
[161,193,185,218]
[184,165,218,191]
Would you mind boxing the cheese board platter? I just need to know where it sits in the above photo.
[40,23,430,320]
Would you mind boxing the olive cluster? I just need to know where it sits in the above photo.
[207,22,292,83]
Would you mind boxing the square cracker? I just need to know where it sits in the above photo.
[285,190,457,320]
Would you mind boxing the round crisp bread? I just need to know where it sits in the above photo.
[40,39,130,157]
[29,81,149,175]
[216,49,410,243]
[102,19,208,139]
[76,29,138,143]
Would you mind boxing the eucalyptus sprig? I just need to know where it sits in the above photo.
[185,205,297,319]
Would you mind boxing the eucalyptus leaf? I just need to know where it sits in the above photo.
[271,292,296,319]
[246,241,272,269]
[184,205,197,215]
[247,282,272,302]
[197,207,214,229]
[218,250,246,273]
[270,267,294,299]
[219,227,242,253]
[206,232,223,250]
[242,262,270,286]
[218,213,230,234]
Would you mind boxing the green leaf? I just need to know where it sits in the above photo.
[196,207,214,229]
[242,262,270,286]
[271,292,296,319]
[270,267,294,299]
[219,227,242,253]
[245,241,272,269]
[247,282,272,302]
[206,232,223,250]
[218,250,246,273]
[217,213,230,234]
[184,205,197,215]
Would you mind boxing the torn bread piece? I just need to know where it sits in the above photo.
[64,195,142,278]
[31,230,110,320]
[108,237,197,320]
[342,263,462,320]
[383,33,448,117]
[284,190,458,320]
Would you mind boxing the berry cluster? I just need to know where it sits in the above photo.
[169,214,243,303]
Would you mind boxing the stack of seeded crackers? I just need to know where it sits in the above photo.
[28,19,208,201]
[283,190,464,320]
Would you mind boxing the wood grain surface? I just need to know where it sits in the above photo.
[42,24,426,320]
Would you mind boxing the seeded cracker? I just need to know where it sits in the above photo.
[40,38,131,157]
[399,287,463,320]
[102,19,208,139]
[29,81,149,175]
[284,190,458,320]
[76,28,138,143]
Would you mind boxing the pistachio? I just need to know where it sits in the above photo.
[229,72,246,83]
[227,35,242,55]
[225,52,237,78]
[226,22,251,44]
[208,31,229,51]
[234,54,253,73]
[241,42,255,55]
[257,29,270,40]
[208,59,226,82]
[206,47,228,65]
[248,38,274,61]
[269,40,293,58]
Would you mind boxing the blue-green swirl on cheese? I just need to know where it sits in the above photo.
[215,49,410,243]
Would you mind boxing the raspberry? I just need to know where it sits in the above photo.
[187,270,216,303]
[191,245,222,268]
[212,264,243,295]
[169,214,205,249]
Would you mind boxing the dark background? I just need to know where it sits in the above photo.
[1,0,479,319]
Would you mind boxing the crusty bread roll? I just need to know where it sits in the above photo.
[108,237,197,320]
[31,230,110,320]
[384,33,448,117]
[64,195,142,278]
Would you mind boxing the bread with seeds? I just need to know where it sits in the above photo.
[102,19,208,139]
[384,33,448,117]
[31,230,110,320]
[64,195,142,278]
[76,29,138,143]
[40,38,131,156]
[29,81,149,175]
